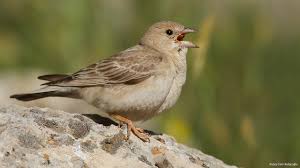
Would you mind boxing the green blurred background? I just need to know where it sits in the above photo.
[1,0,300,167]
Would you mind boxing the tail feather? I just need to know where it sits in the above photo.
[10,86,79,102]
[38,74,69,81]
[10,92,57,101]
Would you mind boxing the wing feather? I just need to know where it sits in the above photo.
[43,46,162,87]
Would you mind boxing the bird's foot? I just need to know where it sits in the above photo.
[136,127,146,134]
[127,123,150,142]
[112,114,150,142]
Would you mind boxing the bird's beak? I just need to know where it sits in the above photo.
[182,27,197,34]
[177,28,199,48]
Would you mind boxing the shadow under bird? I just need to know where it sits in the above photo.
[10,21,198,142]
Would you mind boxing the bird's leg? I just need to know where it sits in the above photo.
[111,114,150,142]
[117,121,122,128]
[136,127,144,133]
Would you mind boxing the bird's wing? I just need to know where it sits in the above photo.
[43,48,163,87]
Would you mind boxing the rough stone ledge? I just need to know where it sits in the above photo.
[0,105,237,168]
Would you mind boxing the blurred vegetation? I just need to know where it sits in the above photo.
[1,0,300,167]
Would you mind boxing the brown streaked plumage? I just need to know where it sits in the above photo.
[43,46,162,87]
[10,21,198,142]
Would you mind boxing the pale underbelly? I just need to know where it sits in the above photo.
[80,76,173,121]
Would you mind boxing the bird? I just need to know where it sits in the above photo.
[10,21,198,142]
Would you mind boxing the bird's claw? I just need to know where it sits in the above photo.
[126,123,150,142]
[112,115,150,142]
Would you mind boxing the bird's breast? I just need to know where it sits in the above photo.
[156,50,187,113]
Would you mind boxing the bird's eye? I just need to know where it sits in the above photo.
[166,29,173,35]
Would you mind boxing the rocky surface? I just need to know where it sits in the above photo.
[0,105,237,168]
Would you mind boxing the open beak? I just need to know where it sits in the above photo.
[182,28,197,34]
[177,28,199,48]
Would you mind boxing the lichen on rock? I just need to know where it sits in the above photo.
[0,105,237,168]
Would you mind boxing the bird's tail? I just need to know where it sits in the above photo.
[10,91,58,101]
[10,86,78,101]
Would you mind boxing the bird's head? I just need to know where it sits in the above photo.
[140,21,198,53]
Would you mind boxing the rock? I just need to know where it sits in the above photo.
[0,105,237,168]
